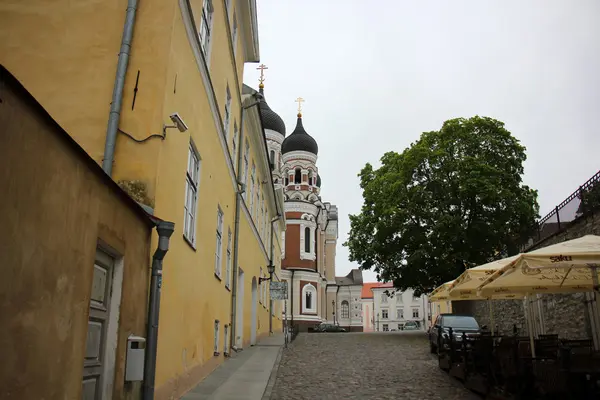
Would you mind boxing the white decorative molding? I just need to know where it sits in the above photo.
[284,201,318,215]
[302,283,317,313]
[282,150,318,165]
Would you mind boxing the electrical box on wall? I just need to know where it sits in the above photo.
[125,335,146,382]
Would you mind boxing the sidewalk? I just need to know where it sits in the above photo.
[181,334,285,400]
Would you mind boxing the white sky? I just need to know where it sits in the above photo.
[243,0,600,283]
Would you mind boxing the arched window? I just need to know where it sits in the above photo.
[284,177,289,185]
[304,227,310,253]
[308,170,313,185]
[302,284,317,313]
[269,150,275,164]
[294,168,301,184]
[341,300,349,319]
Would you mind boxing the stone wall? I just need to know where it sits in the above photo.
[456,210,600,338]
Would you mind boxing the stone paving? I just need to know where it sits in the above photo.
[270,331,481,400]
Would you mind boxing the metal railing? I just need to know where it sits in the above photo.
[520,170,600,251]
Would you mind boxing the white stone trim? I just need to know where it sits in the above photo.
[282,150,317,164]
[302,283,317,313]
[299,223,316,261]
[285,201,318,215]
[240,198,269,263]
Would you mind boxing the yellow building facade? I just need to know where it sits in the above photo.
[0,0,284,398]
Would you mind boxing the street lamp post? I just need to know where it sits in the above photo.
[332,300,336,325]
[259,264,275,334]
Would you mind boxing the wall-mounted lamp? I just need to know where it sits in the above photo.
[258,264,275,284]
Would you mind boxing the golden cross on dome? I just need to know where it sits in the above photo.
[257,64,268,87]
[295,97,305,114]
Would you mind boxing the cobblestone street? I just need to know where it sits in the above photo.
[270,332,481,400]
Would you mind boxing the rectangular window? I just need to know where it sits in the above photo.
[223,324,229,355]
[224,85,232,137]
[184,143,200,244]
[232,11,238,56]
[398,324,403,330]
[215,208,224,278]
[382,324,389,332]
[412,309,419,318]
[199,0,214,58]
[232,121,238,166]
[249,163,256,210]
[242,140,249,198]
[381,293,388,303]
[397,308,404,319]
[225,229,232,289]
[213,320,220,355]
[382,309,388,319]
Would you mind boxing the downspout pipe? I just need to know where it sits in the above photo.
[268,214,281,335]
[230,94,263,351]
[102,0,139,176]
[143,220,175,400]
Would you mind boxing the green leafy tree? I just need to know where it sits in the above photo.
[344,116,539,295]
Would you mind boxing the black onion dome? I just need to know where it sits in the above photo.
[258,88,286,136]
[281,115,319,155]
[316,174,321,187]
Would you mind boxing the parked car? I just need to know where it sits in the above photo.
[314,323,347,332]
[403,321,419,331]
[428,314,482,354]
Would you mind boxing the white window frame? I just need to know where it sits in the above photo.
[299,222,316,261]
[214,207,224,278]
[412,308,419,318]
[397,308,404,319]
[184,143,201,244]
[382,309,389,319]
[198,0,214,60]
[225,229,232,289]
[213,320,220,355]
[231,10,238,57]
[232,121,238,166]
[341,300,349,319]
[383,324,389,332]
[302,283,317,313]
[242,139,249,199]
[249,163,256,210]
[224,85,232,137]
[381,293,388,303]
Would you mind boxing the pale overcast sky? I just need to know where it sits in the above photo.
[243,0,600,283]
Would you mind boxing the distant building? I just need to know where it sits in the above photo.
[368,283,428,331]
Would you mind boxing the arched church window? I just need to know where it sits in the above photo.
[341,301,349,318]
[284,177,289,185]
[269,150,275,164]
[302,284,316,313]
[294,168,301,184]
[308,170,313,185]
[304,227,310,253]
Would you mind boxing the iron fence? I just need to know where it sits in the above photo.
[520,170,600,251]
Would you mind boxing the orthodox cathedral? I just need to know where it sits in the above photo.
[245,68,363,332]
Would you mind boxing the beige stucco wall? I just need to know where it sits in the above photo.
[0,68,153,400]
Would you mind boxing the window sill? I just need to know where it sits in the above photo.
[214,272,222,281]
[183,234,197,251]
[225,285,231,292]
[213,351,220,357]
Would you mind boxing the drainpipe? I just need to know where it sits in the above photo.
[290,270,295,328]
[230,95,262,351]
[268,214,281,335]
[143,220,175,400]
[102,0,139,176]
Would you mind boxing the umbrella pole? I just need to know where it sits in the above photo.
[593,267,600,350]
[488,300,495,335]
[525,294,536,358]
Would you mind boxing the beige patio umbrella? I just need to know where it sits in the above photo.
[479,235,600,297]
[429,280,455,301]
[449,255,521,298]
[477,235,600,352]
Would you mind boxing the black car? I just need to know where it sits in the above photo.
[428,314,482,354]
[314,323,347,333]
